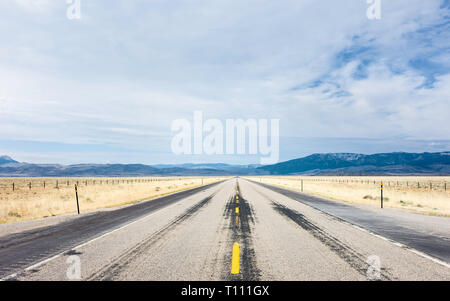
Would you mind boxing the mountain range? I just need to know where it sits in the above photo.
[0,152,449,177]
[258,152,450,175]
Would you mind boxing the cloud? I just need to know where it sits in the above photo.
[8,0,56,12]
[0,0,449,163]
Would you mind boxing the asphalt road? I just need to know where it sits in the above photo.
[254,180,450,263]
[1,178,449,281]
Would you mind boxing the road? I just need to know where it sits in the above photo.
[1,178,449,281]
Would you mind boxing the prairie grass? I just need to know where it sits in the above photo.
[0,177,227,224]
[246,176,450,216]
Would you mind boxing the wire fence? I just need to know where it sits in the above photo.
[0,177,205,192]
[258,176,449,191]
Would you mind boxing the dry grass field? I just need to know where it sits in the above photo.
[246,176,450,216]
[0,177,228,224]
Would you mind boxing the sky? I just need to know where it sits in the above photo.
[0,0,449,165]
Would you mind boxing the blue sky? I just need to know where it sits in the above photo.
[0,0,449,164]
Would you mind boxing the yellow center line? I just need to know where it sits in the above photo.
[231,243,240,274]
[235,207,239,214]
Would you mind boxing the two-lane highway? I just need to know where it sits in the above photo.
[1,178,449,281]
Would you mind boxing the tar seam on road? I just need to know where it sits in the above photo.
[271,201,392,280]
[224,182,261,281]
[231,182,240,275]
[250,179,450,269]
[245,180,394,280]
[0,181,225,280]
[88,190,220,280]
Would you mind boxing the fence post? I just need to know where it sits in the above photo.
[75,184,80,215]
[29,182,31,190]
[44,181,45,189]
[12,182,14,191]
[380,182,384,209]
[301,180,304,192]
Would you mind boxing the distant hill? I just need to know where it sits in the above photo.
[0,152,449,176]
[0,157,265,177]
[0,156,18,165]
[258,152,450,175]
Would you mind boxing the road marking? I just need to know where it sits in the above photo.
[1,183,224,281]
[249,179,450,270]
[235,216,239,226]
[235,207,239,214]
[348,223,450,269]
[1,211,155,281]
[1,206,175,281]
[231,243,240,274]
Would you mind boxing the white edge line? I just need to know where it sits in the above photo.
[348,223,450,269]
[249,179,450,270]
[1,182,223,281]
[1,208,164,281]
